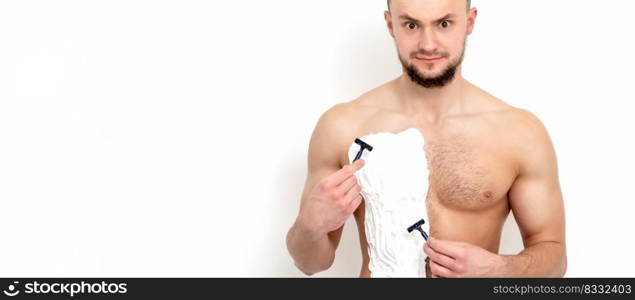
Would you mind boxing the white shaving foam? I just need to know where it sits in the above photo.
[347,127,430,277]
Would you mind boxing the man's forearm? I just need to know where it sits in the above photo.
[286,219,336,276]
[499,241,567,277]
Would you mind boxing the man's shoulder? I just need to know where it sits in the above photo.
[320,100,376,127]
[493,105,557,178]
[315,99,377,146]
[477,93,554,168]
[318,83,391,134]
[473,88,548,139]
[473,95,555,176]
[495,105,550,142]
[311,86,389,166]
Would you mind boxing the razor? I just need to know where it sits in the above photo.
[407,218,429,241]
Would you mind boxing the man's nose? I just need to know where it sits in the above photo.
[418,27,439,54]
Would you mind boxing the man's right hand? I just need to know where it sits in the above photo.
[298,159,366,236]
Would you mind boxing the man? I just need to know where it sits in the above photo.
[286,0,566,278]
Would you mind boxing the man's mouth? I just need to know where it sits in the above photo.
[415,56,445,63]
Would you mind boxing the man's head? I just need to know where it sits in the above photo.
[385,0,477,88]
[387,0,472,12]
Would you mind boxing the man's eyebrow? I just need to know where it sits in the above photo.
[398,14,419,23]
[398,13,456,23]
[436,13,456,21]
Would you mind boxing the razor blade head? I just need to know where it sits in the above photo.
[354,138,373,152]
[407,219,426,233]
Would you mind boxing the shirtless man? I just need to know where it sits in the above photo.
[286,0,566,278]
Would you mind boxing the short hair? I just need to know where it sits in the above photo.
[387,0,472,11]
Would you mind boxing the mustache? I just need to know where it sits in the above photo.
[409,50,449,58]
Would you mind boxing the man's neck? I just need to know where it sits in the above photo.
[394,69,469,124]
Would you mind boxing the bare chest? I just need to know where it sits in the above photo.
[424,136,516,211]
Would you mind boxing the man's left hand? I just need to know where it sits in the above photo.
[423,236,506,278]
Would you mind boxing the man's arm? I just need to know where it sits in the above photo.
[286,104,359,276]
[502,110,567,277]
[423,109,567,278]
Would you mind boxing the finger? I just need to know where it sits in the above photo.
[327,159,365,185]
[350,158,365,171]
[429,260,456,278]
[343,182,362,204]
[427,237,464,259]
[336,174,357,193]
[345,193,363,214]
[333,176,358,201]
[424,242,457,271]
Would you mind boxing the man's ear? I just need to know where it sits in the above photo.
[384,10,395,38]
[466,7,478,35]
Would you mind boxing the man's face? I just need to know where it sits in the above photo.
[385,0,477,88]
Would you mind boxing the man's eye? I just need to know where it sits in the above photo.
[440,20,451,28]
[406,22,418,30]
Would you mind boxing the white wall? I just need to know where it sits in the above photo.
[0,0,633,277]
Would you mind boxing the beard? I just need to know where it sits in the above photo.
[398,43,466,89]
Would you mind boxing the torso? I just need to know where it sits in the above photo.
[336,79,522,277]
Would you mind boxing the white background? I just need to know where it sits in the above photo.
[1,0,634,277]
